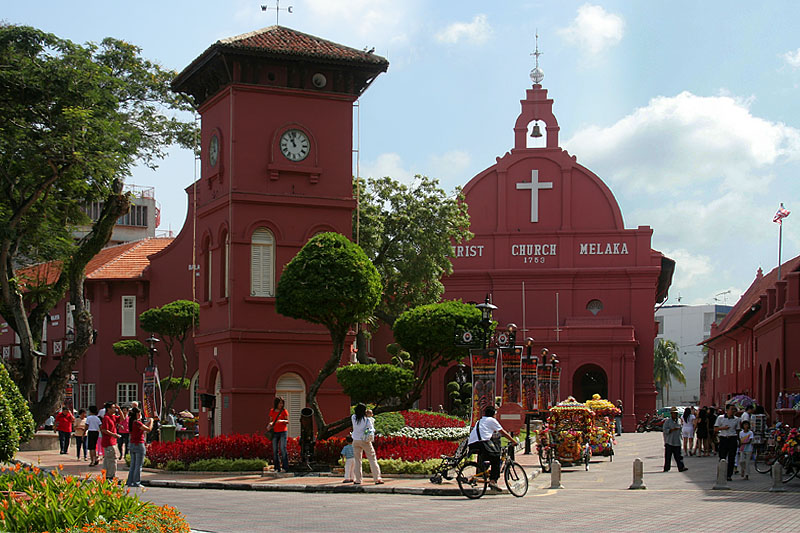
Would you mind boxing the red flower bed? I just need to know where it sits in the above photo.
[401,410,466,428]
[146,433,453,465]
[373,436,458,461]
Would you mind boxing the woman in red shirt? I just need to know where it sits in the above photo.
[125,407,155,488]
[55,407,74,455]
[267,396,289,472]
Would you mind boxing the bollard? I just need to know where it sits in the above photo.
[550,460,564,489]
[712,460,730,490]
[769,461,787,493]
[628,458,646,489]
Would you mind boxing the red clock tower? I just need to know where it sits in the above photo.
[172,27,388,436]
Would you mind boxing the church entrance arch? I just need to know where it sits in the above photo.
[213,370,222,437]
[572,364,608,403]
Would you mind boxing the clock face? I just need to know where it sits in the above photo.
[280,129,310,162]
[209,134,219,167]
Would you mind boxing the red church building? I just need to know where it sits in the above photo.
[2,26,674,436]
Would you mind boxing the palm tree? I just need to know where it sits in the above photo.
[653,339,686,408]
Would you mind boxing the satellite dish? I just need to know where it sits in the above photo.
[311,73,327,88]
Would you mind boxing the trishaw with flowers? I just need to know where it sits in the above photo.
[537,398,594,472]
[584,394,618,460]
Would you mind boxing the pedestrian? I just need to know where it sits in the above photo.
[714,403,740,481]
[54,406,74,454]
[125,407,155,488]
[86,405,102,466]
[740,404,754,425]
[267,396,289,472]
[73,409,88,460]
[614,399,623,436]
[117,406,130,457]
[707,405,718,453]
[694,407,710,456]
[100,402,121,479]
[341,436,355,483]
[351,403,383,485]
[681,406,696,456]
[738,420,754,480]
[663,406,688,472]
[43,413,55,431]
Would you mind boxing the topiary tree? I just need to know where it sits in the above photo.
[276,232,381,436]
[336,364,414,406]
[0,363,35,443]
[0,386,20,462]
[111,339,149,372]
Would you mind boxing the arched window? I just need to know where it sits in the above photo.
[189,371,200,413]
[275,372,305,438]
[251,228,275,297]
[220,231,229,298]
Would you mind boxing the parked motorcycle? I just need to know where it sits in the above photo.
[636,413,666,433]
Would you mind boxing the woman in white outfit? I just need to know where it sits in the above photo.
[351,403,383,485]
[681,407,697,456]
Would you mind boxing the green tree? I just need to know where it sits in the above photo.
[654,338,686,407]
[336,364,414,405]
[112,339,149,372]
[0,363,34,444]
[392,300,482,407]
[276,232,381,436]
[0,25,195,424]
[354,176,472,361]
[139,300,199,413]
[0,387,20,462]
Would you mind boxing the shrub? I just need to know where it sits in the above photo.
[0,464,188,533]
[344,457,442,475]
[336,364,414,405]
[0,363,35,443]
[388,426,469,440]
[0,386,20,462]
[187,458,267,472]
[165,460,188,471]
[372,436,458,461]
[373,411,405,435]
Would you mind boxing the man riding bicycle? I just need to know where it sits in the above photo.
[468,405,518,491]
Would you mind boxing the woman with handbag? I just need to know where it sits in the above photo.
[267,396,290,472]
[468,405,518,491]
[351,403,383,485]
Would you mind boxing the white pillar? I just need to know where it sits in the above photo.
[628,457,646,489]
[712,459,730,490]
[550,460,564,489]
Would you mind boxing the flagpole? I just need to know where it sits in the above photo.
[778,220,782,280]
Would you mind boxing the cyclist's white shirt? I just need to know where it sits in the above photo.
[468,416,502,444]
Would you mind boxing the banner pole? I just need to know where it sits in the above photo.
[778,221,782,280]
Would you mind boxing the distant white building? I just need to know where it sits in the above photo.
[655,304,732,406]
[74,184,165,245]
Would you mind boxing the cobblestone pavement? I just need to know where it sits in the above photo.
[131,432,800,532]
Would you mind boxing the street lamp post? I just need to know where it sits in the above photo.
[146,334,160,367]
[475,295,497,349]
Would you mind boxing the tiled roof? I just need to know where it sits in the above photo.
[706,254,800,342]
[15,238,174,286]
[217,26,388,66]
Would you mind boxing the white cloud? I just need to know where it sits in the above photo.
[566,91,800,195]
[662,249,712,286]
[360,153,414,184]
[783,48,800,69]
[303,0,417,48]
[558,4,624,56]
[428,150,471,183]
[435,14,492,45]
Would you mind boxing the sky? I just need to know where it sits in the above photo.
[5,1,800,308]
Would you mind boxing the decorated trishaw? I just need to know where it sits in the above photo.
[584,394,618,460]
[537,398,594,472]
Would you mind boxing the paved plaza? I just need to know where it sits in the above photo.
[18,432,799,532]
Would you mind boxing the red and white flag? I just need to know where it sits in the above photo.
[773,203,790,225]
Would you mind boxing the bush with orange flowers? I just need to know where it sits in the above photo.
[0,463,189,533]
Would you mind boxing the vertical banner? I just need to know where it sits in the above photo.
[537,364,552,410]
[142,366,162,420]
[521,356,538,411]
[470,348,498,425]
[550,366,561,406]
[501,347,522,405]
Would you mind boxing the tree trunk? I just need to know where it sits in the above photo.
[355,330,368,364]
[308,328,347,438]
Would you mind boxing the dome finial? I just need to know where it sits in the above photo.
[529,30,544,85]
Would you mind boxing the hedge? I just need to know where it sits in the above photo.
[0,363,35,443]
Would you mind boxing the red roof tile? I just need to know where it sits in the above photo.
[217,26,388,66]
[14,238,174,286]
[706,254,800,342]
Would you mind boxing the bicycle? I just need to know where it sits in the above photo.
[456,443,528,499]
[754,425,789,474]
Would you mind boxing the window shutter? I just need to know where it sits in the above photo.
[121,296,136,336]
[251,228,274,297]
[276,372,305,438]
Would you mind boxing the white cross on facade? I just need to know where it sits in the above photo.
[516,170,553,223]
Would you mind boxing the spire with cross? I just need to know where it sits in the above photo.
[261,1,293,25]
[530,31,544,85]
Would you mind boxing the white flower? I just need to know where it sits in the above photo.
[388,426,469,440]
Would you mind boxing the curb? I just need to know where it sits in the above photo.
[142,467,539,496]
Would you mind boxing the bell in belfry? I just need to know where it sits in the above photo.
[531,122,542,138]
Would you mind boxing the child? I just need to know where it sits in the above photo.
[341,436,355,483]
[738,420,754,480]
[365,409,376,442]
